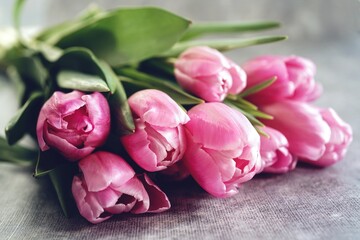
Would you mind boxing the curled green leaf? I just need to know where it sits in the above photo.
[181,21,280,41]
[0,136,37,165]
[117,68,204,105]
[57,70,110,92]
[238,76,277,97]
[159,36,288,57]
[5,91,44,145]
[49,164,77,217]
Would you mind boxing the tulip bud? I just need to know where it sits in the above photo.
[301,108,352,167]
[258,126,297,174]
[36,91,110,161]
[242,55,321,104]
[121,89,190,172]
[174,46,246,102]
[183,102,261,198]
[261,101,331,161]
[72,151,171,224]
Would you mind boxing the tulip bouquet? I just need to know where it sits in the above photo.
[0,1,352,224]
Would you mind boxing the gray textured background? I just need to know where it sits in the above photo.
[1,1,360,239]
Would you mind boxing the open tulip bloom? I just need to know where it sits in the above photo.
[0,2,352,224]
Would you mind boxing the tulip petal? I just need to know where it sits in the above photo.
[175,58,225,78]
[82,92,111,147]
[139,174,171,213]
[186,102,254,151]
[111,177,150,214]
[227,60,247,95]
[178,46,231,69]
[72,176,111,224]
[43,124,95,160]
[94,187,121,209]
[262,101,331,160]
[121,120,164,171]
[79,152,135,192]
[183,137,235,198]
[128,89,189,128]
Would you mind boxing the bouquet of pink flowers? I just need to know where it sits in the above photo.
[0,2,352,224]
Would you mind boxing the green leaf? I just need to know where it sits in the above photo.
[50,7,191,66]
[57,70,110,92]
[101,63,135,135]
[5,91,44,145]
[226,96,258,110]
[238,76,277,97]
[13,0,26,32]
[12,55,48,90]
[49,164,77,217]
[159,36,288,57]
[246,109,273,120]
[34,149,67,177]
[117,68,204,105]
[0,136,37,165]
[36,5,105,43]
[181,21,280,41]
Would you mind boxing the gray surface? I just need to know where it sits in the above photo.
[1,1,360,239]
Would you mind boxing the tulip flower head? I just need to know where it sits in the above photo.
[258,126,297,174]
[174,46,247,102]
[261,100,331,161]
[72,151,171,224]
[36,91,110,161]
[301,108,352,167]
[243,55,322,104]
[183,102,261,198]
[121,89,190,172]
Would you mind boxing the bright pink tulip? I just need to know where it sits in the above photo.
[183,102,261,198]
[301,108,352,167]
[72,151,171,224]
[36,91,110,161]
[121,89,189,172]
[174,46,246,102]
[242,55,321,104]
[261,101,331,161]
[258,126,297,174]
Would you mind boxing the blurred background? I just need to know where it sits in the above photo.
[1,0,359,40]
[1,0,360,133]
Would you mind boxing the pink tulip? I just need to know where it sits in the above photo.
[261,101,331,161]
[258,126,297,174]
[301,108,352,167]
[121,89,190,172]
[174,46,246,102]
[36,91,110,161]
[242,55,322,104]
[72,151,171,224]
[183,102,261,198]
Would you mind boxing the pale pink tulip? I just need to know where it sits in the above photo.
[121,89,189,172]
[242,55,321,104]
[261,101,331,161]
[258,126,297,174]
[72,151,171,224]
[301,108,352,167]
[174,46,246,102]
[36,91,110,161]
[183,102,261,198]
